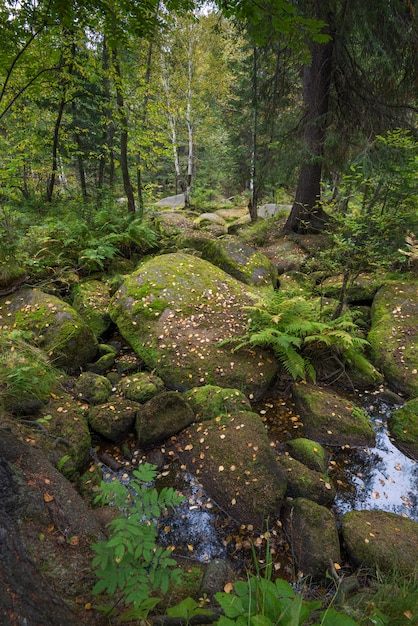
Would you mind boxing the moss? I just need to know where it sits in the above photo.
[183,385,251,421]
[368,280,418,397]
[389,399,418,460]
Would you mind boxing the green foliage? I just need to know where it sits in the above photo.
[214,545,358,626]
[91,463,184,621]
[222,290,369,382]
[0,330,60,410]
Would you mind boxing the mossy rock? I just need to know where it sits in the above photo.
[135,391,195,448]
[175,410,287,530]
[117,372,165,403]
[109,252,278,397]
[341,510,418,573]
[277,454,335,506]
[88,398,139,442]
[282,498,341,580]
[285,438,328,473]
[74,372,113,405]
[292,383,375,447]
[368,280,418,397]
[0,288,98,372]
[389,398,418,460]
[71,280,112,338]
[36,396,91,477]
[182,385,251,421]
[179,234,278,288]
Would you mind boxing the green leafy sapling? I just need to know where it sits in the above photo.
[91,463,184,621]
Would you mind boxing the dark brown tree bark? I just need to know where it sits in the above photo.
[283,8,334,233]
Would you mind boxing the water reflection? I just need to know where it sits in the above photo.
[333,398,418,520]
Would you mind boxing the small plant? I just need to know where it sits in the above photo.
[91,463,184,621]
[221,291,370,383]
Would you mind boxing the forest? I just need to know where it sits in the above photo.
[0,0,417,625]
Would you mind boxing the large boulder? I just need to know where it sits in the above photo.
[389,398,418,460]
[368,280,418,397]
[0,288,98,372]
[109,252,278,397]
[71,279,112,338]
[292,383,375,447]
[177,233,278,287]
[282,498,341,579]
[341,510,418,573]
[172,410,287,530]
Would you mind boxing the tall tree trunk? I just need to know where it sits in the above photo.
[283,10,334,233]
[249,45,259,222]
[114,50,135,214]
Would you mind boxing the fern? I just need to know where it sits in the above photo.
[224,291,372,382]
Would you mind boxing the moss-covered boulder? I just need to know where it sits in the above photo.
[341,510,418,573]
[0,288,98,372]
[292,383,375,447]
[117,372,165,403]
[285,438,328,473]
[74,372,113,405]
[368,280,418,397]
[109,252,278,397]
[135,391,195,448]
[36,396,91,477]
[88,398,139,442]
[174,410,287,530]
[282,498,341,579]
[71,280,112,338]
[389,398,418,460]
[183,385,251,421]
[277,454,335,506]
[178,233,278,287]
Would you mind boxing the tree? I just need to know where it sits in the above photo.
[282,0,418,233]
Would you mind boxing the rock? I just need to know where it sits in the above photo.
[0,425,105,624]
[292,383,375,447]
[117,371,165,403]
[341,510,418,573]
[0,288,98,372]
[135,391,195,448]
[183,385,251,421]
[74,371,113,405]
[71,279,112,338]
[175,410,287,530]
[88,397,140,441]
[368,280,418,397]
[277,454,336,506]
[36,395,92,476]
[389,398,418,460]
[109,252,278,397]
[285,438,329,473]
[199,559,233,600]
[178,233,278,287]
[282,497,341,579]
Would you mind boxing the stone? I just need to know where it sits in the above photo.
[292,383,375,447]
[183,385,251,421]
[109,252,278,397]
[175,410,287,530]
[135,391,195,448]
[368,280,418,397]
[0,288,98,372]
[277,454,336,506]
[74,371,113,405]
[341,510,418,573]
[117,372,165,403]
[282,498,341,579]
[389,398,418,460]
[88,397,139,442]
